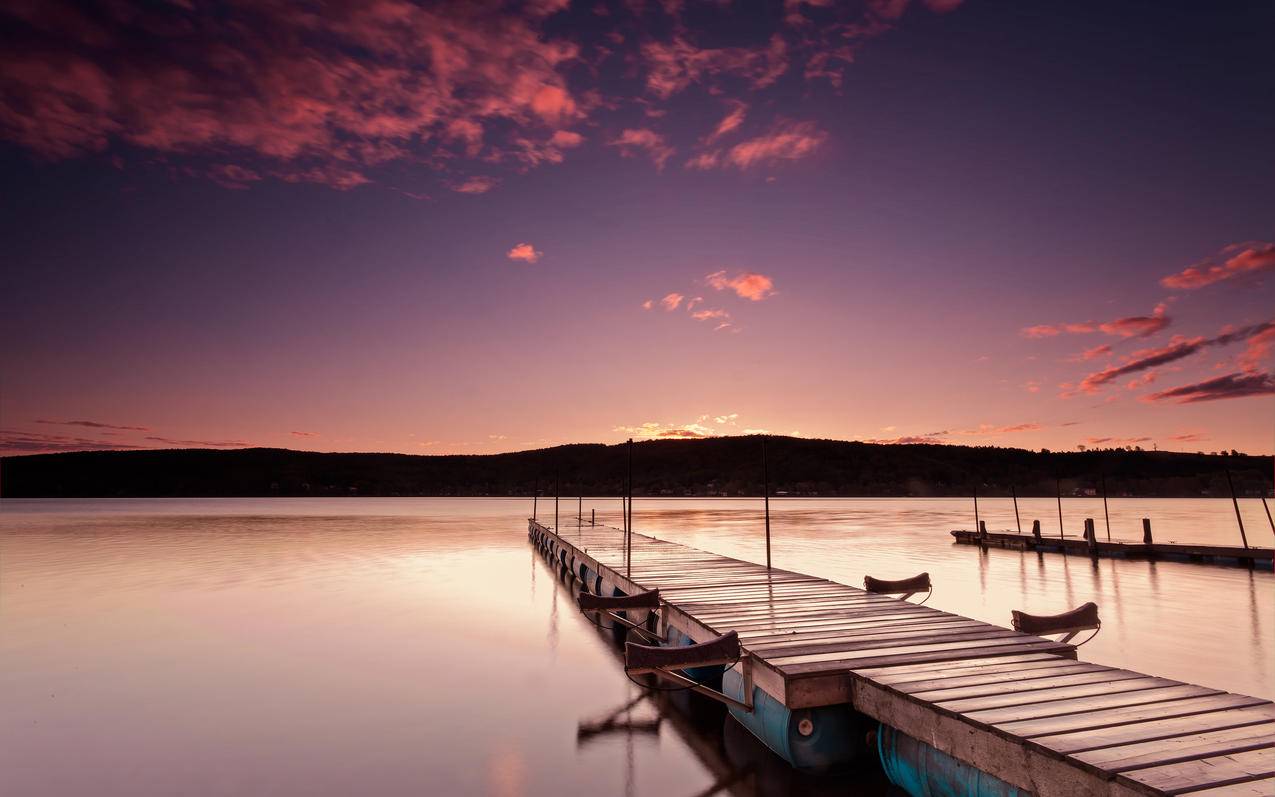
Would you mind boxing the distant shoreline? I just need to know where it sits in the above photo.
[2,439,1270,500]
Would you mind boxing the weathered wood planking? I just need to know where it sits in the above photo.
[531,519,1275,797]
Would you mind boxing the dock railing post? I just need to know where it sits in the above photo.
[979,519,988,540]
[624,438,629,573]
[1012,484,1022,534]
[762,435,771,570]
[1101,473,1112,542]
[1142,518,1153,545]
[1084,518,1098,556]
[1056,478,1064,540]
[973,486,981,539]
[1225,468,1249,550]
[1032,519,1041,542]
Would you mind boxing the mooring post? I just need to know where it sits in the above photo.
[1084,518,1098,555]
[1032,519,1042,541]
[627,438,634,578]
[1142,518,1153,545]
[1056,478,1065,539]
[1101,473,1112,542]
[1225,468,1249,550]
[1012,484,1022,534]
[762,435,772,570]
[591,508,595,526]
[979,519,988,540]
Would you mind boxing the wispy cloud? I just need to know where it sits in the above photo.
[451,176,499,195]
[1075,321,1273,394]
[689,120,827,170]
[705,270,776,301]
[609,128,674,169]
[144,436,250,448]
[1161,242,1275,290]
[507,243,542,263]
[1,429,145,454]
[35,418,150,431]
[661,292,684,311]
[1144,371,1275,404]
[290,431,319,437]
[1021,303,1170,340]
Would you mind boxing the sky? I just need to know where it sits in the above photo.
[1,0,1273,457]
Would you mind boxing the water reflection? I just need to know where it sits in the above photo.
[0,496,1271,797]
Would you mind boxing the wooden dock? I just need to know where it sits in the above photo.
[952,529,1275,570]
[532,518,1275,797]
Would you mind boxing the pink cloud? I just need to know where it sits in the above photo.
[0,1,583,189]
[706,101,748,143]
[726,120,827,169]
[609,128,674,169]
[1022,304,1170,341]
[1079,344,1113,360]
[660,292,684,311]
[641,299,654,310]
[1076,321,1274,393]
[1161,242,1275,290]
[1098,303,1171,338]
[290,431,319,437]
[507,243,542,263]
[705,270,776,301]
[691,308,730,321]
[641,35,787,100]
[451,176,499,194]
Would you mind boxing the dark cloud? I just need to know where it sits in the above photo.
[1144,371,1275,404]
[1077,321,1274,393]
[35,418,150,431]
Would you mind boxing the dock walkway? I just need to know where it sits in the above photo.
[531,518,1275,797]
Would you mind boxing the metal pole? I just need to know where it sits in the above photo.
[1101,473,1111,542]
[578,495,582,526]
[973,485,980,534]
[1226,469,1249,550]
[1011,484,1022,534]
[627,438,634,578]
[533,477,538,521]
[554,472,559,533]
[1263,496,1274,539]
[762,436,771,570]
[1056,478,1064,539]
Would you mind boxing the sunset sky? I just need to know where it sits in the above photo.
[2,0,1272,456]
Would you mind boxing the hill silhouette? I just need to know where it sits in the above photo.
[2,437,1270,499]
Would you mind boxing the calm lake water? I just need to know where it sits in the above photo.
[2,497,1272,796]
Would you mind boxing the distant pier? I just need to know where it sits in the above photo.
[952,524,1274,571]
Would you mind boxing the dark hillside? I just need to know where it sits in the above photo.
[2,437,1270,498]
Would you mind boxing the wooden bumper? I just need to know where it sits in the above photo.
[864,572,931,594]
[578,589,661,612]
[625,630,740,673]
[1012,601,1100,635]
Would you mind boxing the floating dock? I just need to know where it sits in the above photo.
[531,518,1275,797]
[952,528,1275,570]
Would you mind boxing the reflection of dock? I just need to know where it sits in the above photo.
[952,528,1275,570]
[533,518,1275,797]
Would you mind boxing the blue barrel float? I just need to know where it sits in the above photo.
[876,724,1027,797]
[721,668,867,772]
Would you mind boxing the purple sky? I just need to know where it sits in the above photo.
[1,0,1273,456]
